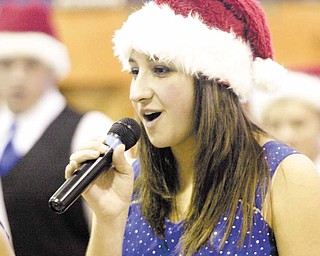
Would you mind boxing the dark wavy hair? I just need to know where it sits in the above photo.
[134,76,270,255]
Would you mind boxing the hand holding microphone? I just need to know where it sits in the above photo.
[49,118,141,214]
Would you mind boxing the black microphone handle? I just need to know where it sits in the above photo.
[49,147,113,214]
[49,117,141,214]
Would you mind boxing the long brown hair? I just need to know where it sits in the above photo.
[134,76,270,255]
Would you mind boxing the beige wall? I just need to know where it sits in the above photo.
[55,7,135,121]
[263,2,320,68]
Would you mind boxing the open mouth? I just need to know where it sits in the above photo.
[144,112,161,122]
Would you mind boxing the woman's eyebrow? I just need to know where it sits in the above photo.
[128,55,160,64]
[152,55,159,61]
[128,57,136,63]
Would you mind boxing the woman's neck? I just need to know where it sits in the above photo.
[170,138,196,222]
[171,138,196,190]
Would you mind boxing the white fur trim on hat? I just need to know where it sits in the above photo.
[113,2,286,100]
[0,32,70,81]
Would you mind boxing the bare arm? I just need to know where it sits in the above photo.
[65,140,134,256]
[86,210,129,256]
[271,154,320,255]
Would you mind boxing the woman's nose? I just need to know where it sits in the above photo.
[129,73,153,103]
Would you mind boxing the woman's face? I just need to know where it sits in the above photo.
[129,50,195,149]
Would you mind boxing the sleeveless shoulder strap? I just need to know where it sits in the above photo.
[262,141,300,178]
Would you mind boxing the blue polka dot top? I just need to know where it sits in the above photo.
[123,141,299,255]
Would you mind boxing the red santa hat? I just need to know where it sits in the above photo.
[113,0,287,100]
[0,2,70,81]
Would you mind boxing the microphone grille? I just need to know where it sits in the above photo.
[108,118,141,150]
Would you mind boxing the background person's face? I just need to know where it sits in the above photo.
[263,99,320,160]
[0,57,54,114]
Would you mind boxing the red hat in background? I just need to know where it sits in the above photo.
[292,66,320,78]
[113,0,287,101]
[0,2,70,81]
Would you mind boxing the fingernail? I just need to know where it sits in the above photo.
[100,144,109,152]
[92,150,100,157]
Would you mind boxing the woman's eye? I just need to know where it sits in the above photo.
[130,68,139,78]
[153,65,170,76]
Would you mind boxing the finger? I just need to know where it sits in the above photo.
[77,137,106,152]
[65,150,100,180]
[66,141,110,179]
[65,160,78,179]
[69,149,101,163]
[112,144,132,175]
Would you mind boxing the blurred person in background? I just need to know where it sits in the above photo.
[249,70,320,173]
[0,2,114,255]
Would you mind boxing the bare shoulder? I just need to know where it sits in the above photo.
[272,153,320,208]
[276,153,319,181]
[270,153,320,255]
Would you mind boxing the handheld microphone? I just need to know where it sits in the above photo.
[48,118,141,214]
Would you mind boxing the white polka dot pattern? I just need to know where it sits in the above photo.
[123,141,299,255]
